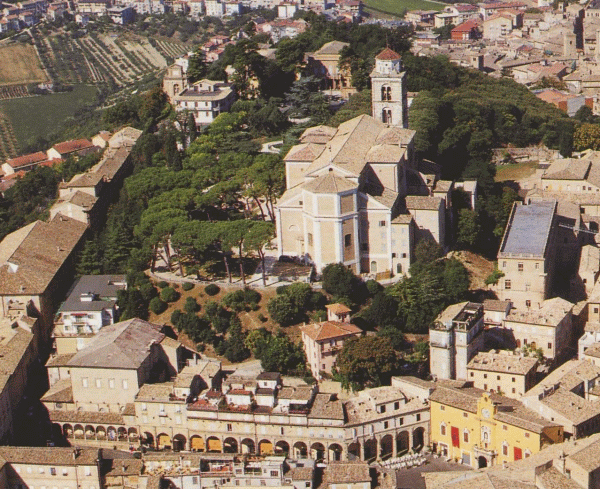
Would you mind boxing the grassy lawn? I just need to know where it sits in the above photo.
[364,0,444,17]
[0,84,99,146]
[0,42,47,85]
[495,161,539,182]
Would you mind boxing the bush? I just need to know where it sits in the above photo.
[222,288,262,312]
[366,279,383,296]
[160,287,180,303]
[185,296,201,314]
[182,282,195,291]
[276,285,288,295]
[171,309,183,328]
[205,284,220,296]
[157,280,168,289]
[149,297,168,314]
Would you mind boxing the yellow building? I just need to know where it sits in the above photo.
[430,383,564,469]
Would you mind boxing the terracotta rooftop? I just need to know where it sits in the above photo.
[326,303,351,314]
[301,320,361,342]
[468,351,538,375]
[4,151,47,169]
[431,385,560,433]
[50,138,95,155]
[0,213,87,295]
[375,47,401,60]
[0,447,99,466]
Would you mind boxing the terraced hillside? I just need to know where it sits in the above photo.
[30,28,188,89]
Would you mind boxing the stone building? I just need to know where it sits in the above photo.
[429,302,485,381]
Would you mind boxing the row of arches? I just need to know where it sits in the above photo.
[58,423,423,462]
[140,434,343,461]
[61,424,138,443]
[348,428,425,461]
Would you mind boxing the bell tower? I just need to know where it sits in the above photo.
[370,48,408,128]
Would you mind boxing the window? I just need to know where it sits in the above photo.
[525,432,530,438]
[497,375,501,380]
[518,262,523,272]
[526,300,531,308]
[227,423,232,432]
[416,414,421,421]
[122,379,128,390]
[535,262,539,270]
[141,403,147,411]
[384,421,389,429]
[548,342,552,349]
[484,384,488,390]
[344,234,351,247]
[82,377,88,388]
[50,468,56,475]
[396,264,402,274]
[399,417,404,425]
[503,425,508,431]
[440,405,445,411]
[109,378,115,389]
[382,108,392,124]
[463,430,469,443]
[463,413,468,418]
[280,427,284,435]
[470,372,474,377]
[307,233,313,246]
[512,388,516,394]
[595,307,599,314]
[271,471,279,477]
[379,405,386,413]
[503,443,508,456]
[441,423,446,436]
[484,374,487,379]
[95,379,102,388]
[512,377,516,382]
[394,401,399,409]
[505,280,511,290]
[379,220,386,227]
[502,261,507,268]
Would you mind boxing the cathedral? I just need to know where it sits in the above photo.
[275,48,467,277]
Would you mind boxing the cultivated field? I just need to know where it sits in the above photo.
[0,84,99,148]
[0,42,48,85]
[364,0,444,17]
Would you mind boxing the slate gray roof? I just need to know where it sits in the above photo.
[500,201,556,257]
[59,274,126,313]
[66,318,164,369]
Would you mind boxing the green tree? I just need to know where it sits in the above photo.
[76,240,102,275]
[456,208,481,249]
[334,336,397,391]
[321,263,362,303]
[574,122,600,151]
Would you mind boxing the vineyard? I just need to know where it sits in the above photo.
[31,28,188,89]
[0,27,189,156]
[0,110,20,161]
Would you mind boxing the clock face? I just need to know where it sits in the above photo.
[482,408,490,419]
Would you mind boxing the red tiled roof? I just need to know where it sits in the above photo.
[5,151,47,169]
[301,320,362,342]
[452,19,479,31]
[4,170,26,181]
[40,158,64,168]
[376,47,401,60]
[51,138,95,155]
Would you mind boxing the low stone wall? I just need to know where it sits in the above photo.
[492,147,561,165]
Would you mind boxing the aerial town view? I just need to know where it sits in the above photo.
[2,0,600,487]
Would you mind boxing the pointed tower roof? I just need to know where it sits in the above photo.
[375,47,401,60]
